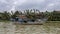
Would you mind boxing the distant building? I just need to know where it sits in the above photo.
[18,15,28,22]
[18,15,27,19]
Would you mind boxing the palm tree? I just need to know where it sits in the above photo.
[1,11,11,20]
[11,11,20,19]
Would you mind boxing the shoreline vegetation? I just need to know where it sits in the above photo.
[0,9,60,23]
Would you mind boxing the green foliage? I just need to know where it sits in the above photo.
[0,11,11,20]
[48,11,60,21]
[0,9,60,21]
[11,11,20,18]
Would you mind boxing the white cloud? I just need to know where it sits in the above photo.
[0,0,60,12]
[0,0,7,3]
[10,0,27,11]
[45,3,55,10]
[34,0,45,3]
[14,0,27,5]
[48,3,54,7]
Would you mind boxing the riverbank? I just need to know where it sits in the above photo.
[0,21,60,34]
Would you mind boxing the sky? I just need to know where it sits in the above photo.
[0,0,60,12]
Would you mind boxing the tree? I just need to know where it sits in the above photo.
[1,11,11,20]
[11,11,20,18]
[48,10,60,21]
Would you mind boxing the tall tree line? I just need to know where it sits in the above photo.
[0,9,60,21]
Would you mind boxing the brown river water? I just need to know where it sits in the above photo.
[0,22,60,34]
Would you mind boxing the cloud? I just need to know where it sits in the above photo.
[48,3,54,7]
[45,0,60,11]
[0,0,60,12]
